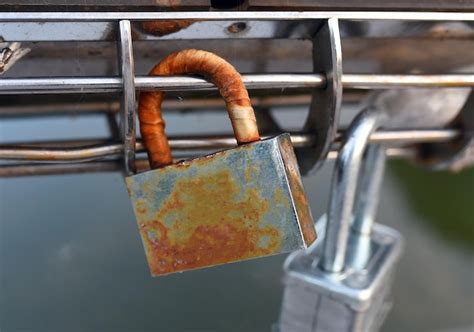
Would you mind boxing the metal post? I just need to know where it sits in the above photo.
[118,20,136,175]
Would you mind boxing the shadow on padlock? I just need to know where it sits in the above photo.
[126,49,317,276]
[277,109,404,332]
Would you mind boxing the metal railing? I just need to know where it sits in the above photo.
[1,11,473,177]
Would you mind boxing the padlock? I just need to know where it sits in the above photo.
[277,109,403,332]
[126,49,317,276]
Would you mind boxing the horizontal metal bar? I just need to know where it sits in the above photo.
[0,135,310,162]
[0,101,120,117]
[0,11,472,22]
[0,143,124,162]
[0,129,460,162]
[368,129,460,144]
[0,93,365,118]
[0,75,325,95]
[0,95,318,117]
[138,74,327,91]
[0,147,415,178]
[1,74,473,95]
[343,74,474,89]
[0,77,120,95]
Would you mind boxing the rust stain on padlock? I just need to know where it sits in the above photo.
[278,136,317,245]
[127,134,317,276]
[138,169,283,275]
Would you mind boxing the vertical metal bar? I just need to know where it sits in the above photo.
[320,109,381,273]
[296,18,343,174]
[118,20,136,175]
[352,144,387,235]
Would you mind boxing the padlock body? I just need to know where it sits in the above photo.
[126,134,316,276]
[278,217,403,332]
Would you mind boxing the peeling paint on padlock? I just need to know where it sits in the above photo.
[126,134,317,276]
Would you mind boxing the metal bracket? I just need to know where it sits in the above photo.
[117,20,137,175]
[296,18,343,175]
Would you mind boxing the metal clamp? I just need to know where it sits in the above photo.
[296,18,343,175]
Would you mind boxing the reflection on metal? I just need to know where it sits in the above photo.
[297,18,343,175]
[0,129,460,162]
[126,134,316,276]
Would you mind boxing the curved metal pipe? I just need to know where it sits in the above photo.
[320,108,384,273]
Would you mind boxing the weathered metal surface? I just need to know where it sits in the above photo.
[278,135,316,245]
[126,134,316,276]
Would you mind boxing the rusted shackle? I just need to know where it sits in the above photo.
[138,49,260,169]
[127,49,316,276]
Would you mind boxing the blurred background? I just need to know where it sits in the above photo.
[1,106,473,332]
[0,11,474,332]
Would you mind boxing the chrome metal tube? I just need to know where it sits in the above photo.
[0,129,460,162]
[0,11,472,22]
[344,144,387,270]
[0,96,317,117]
[0,74,473,95]
[343,74,474,89]
[367,129,460,144]
[352,144,387,235]
[118,20,136,175]
[0,75,326,95]
[0,147,414,178]
[0,144,124,162]
[320,110,381,273]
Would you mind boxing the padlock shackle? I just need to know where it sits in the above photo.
[352,144,386,235]
[320,108,386,273]
[138,49,260,169]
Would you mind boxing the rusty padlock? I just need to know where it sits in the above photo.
[126,49,317,276]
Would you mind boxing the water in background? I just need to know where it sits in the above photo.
[0,110,473,332]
